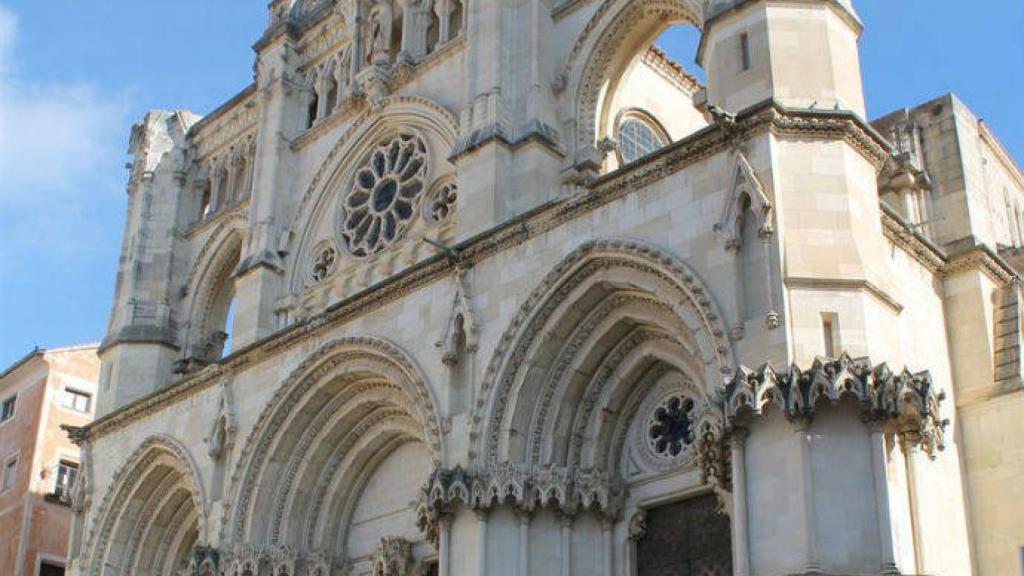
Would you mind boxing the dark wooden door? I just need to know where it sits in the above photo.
[636,493,732,576]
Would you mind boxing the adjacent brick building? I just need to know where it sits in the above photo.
[0,345,99,576]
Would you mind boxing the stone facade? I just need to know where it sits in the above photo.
[68,1,1022,575]
[1,345,99,576]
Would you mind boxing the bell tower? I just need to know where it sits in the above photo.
[97,111,199,416]
[699,0,866,116]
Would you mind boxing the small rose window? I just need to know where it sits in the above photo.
[428,182,458,222]
[647,395,696,457]
[341,134,428,257]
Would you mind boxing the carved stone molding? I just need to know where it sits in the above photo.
[693,354,949,495]
[416,462,627,542]
[371,537,412,576]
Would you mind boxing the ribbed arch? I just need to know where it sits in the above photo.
[223,336,442,566]
[473,239,734,470]
[83,435,206,576]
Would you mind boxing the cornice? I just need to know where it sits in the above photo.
[80,101,934,441]
[881,204,1019,286]
[944,245,1017,285]
[188,85,258,142]
[880,206,945,275]
[784,277,902,314]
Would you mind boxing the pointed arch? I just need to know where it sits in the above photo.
[715,150,772,246]
[221,336,443,562]
[560,0,705,159]
[82,435,207,576]
[182,214,246,362]
[284,95,458,293]
[470,239,735,468]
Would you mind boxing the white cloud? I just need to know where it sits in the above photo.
[0,5,133,266]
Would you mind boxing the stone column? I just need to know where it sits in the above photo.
[793,417,820,573]
[902,434,926,575]
[438,514,452,576]
[601,518,614,576]
[727,241,745,340]
[436,0,450,43]
[760,229,780,329]
[518,512,531,576]
[869,423,899,575]
[730,428,751,576]
[557,513,573,576]
[475,509,489,576]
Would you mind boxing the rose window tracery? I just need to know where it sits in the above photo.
[311,242,338,283]
[341,133,428,257]
[428,182,458,222]
[647,395,696,457]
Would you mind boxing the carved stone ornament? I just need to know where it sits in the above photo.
[371,537,412,576]
[340,133,428,257]
[627,508,648,541]
[435,266,478,366]
[181,546,219,576]
[310,240,339,283]
[415,463,626,542]
[714,150,772,248]
[692,354,949,495]
[205,383,237,459]
[426,180,458,223]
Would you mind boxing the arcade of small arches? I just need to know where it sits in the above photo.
[300,0,466,130]
[74,243,947,576]
[196,136,257,222]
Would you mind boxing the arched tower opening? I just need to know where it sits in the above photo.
[568,0,709,174]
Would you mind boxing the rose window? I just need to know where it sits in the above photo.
[341,134,428,257]
[647,395,696,457]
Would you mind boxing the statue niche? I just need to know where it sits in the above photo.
[365,0,397,65]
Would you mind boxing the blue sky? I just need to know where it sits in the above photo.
[0,1,1021,368]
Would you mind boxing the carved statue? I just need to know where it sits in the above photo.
[365,0,394,65]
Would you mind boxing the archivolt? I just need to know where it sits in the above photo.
[82,435,206,576]
[182,213,246,346]
[471,239,734,467]
[222,336,443,550]
[561,0,703,154]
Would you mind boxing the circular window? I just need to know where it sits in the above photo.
[340,134,428,257]
[618,117,666,164]
[646,395,696,457]
[310,242,338,283]
[427,181,458,222]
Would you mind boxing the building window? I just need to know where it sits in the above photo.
[61,388,92,413]
[618,117,667,165]
[340,133,429,257]
[740,32,751,71]
[2,457,17,491]
[635,493,732,576]
[39,562,65,576]
[821,312,840,357]
[54,460,79,501]
[0,395,15,422]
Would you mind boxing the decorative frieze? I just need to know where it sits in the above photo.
[416,463,626,542]
[693,354,949,495]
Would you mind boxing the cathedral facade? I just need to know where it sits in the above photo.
[65,1,1023,575]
